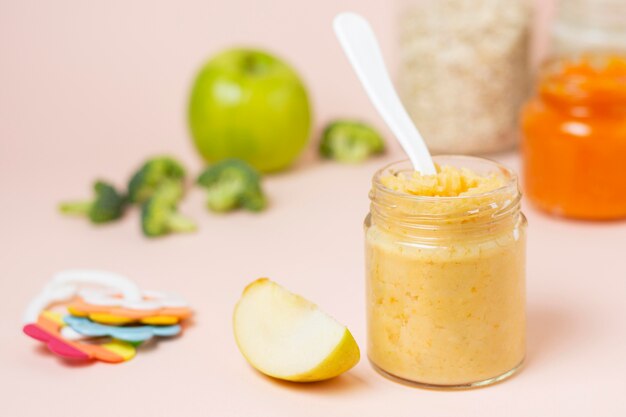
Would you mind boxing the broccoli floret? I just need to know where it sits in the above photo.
[320,120,385,163]
[59,181,127,224]
[128,156,186,204]
[196,159,267,213]
[141,181,197,237]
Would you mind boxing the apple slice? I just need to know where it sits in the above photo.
[233,278,360,382]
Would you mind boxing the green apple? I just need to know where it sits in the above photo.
[233,278,360,382]
[188,49,312,173]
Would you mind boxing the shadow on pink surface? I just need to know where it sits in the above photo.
[255,368,370,394]
[34,345,95,368]
[526,303,585,368]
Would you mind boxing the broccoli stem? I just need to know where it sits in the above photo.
[59,201,92,215]
[243,192,267,212]
[205,190,239,213]
[166,213,197,233]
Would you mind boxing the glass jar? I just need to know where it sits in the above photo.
[521,0,626,220]
[397,0,531,154]
[552,0,626,56]
[365,156,527,388]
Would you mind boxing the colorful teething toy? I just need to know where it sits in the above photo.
[22,270,192,364]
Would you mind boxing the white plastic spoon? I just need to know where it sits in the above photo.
[333,12,436,175]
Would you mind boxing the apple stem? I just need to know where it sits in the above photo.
[243,55,262,75]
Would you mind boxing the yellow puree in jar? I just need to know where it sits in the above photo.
[366,165,526,386]
[380,165,505,197]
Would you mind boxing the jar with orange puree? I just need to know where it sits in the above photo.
[365,156,526,389]
[521,0,626,220]
[521,55,626,219]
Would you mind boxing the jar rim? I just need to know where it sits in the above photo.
[537,54,626,107]
[372,155,519,203]
[555,0,626,31]
[369,156,522,235]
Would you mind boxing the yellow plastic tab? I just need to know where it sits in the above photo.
[88,313,135,325]
[102,340,136,361]
[41,310,65,326]
[67,306,88,317]
[140,316,179,325]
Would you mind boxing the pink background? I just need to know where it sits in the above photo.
[1,0,625,416]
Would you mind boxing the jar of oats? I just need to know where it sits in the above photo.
[398,0,531,154]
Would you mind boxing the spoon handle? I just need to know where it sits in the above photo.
[333,12,436,174]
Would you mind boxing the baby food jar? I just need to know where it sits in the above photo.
[365,156,527,388]
[551,0,626,56]
[521,0,626,220]
[397,0,531,154]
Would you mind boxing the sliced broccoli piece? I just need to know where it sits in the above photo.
[141,181,197,237]
[128,156,186,204]
[59,181,127,224]
[196,159,267,213]
[320,120,385,163]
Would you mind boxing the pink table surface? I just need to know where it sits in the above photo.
[1,1,625,416]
